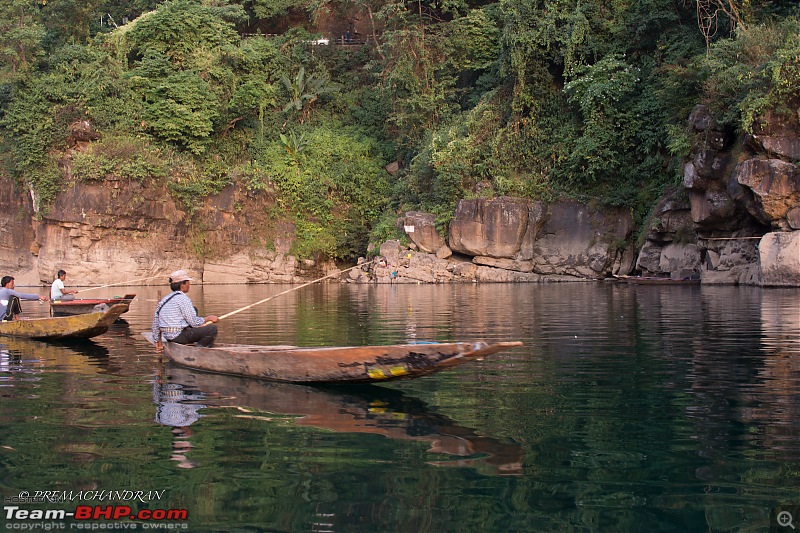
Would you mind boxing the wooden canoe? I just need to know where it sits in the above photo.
[144,334,522,383]
[616,275,700,285]
[51,294,136,317]
[0,304,128,340]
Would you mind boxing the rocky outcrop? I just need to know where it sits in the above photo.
[400,211,447,254]
[4,99,800,287]
[0,176,325,286]
[637,104,800,285]
[0,179,38,285]
[352,198,633,283]
[759,231,800,286]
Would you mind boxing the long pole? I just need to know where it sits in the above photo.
[210,259,377,324]
[75,274,164,294]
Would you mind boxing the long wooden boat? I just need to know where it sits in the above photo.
[51,293,136,317]
[145,334,522,383]
[162,365,524,475]
[0,304,128,340]
[616,275,700,285]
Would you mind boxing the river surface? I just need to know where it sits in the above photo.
[1,282,799,532]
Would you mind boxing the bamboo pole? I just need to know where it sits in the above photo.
[209,259,378,324]
[75,274,164,294]
[698,236,763,241]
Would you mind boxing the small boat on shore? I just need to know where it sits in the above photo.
[0,304,128,340]
[50,294,136,317]
[144,334,522,384]
[616,275,700,285]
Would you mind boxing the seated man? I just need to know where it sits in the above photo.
[51,269,78,301]
[0,276,48,321]
[151,270,219,352]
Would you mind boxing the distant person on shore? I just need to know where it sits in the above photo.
[51,270,78,301]
[151,270,219,353]
[0,275,47,321]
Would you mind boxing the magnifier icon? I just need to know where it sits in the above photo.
[778,511,796,529]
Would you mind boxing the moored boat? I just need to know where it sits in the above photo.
[0,304,128,340]
[51,294,136,317]
[616,275,700,285]
[144,334,523,384]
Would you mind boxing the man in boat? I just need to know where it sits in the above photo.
[51,269,78,301]
[151,270,219,353]
[0,276,48,321]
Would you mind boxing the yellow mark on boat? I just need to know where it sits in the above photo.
[368,368,387,380]
[389,366,408,376]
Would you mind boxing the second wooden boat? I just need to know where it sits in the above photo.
[144,335,523,384]
[0,304,128,340]
[51,294,136,317]
[616,275,700,285]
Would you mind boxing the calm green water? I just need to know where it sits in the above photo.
[1,283,799,532]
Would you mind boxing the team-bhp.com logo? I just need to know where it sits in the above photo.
[5,504,188,523]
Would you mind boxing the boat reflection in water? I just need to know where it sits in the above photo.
[156,364,524,476]
[0,338,110,373]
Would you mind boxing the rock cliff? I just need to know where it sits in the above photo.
[2,104,799,287]
[0,176,332,287]
[633,105,800,286]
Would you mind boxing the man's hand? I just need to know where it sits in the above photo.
[155,340,163,353]
[204,315,220,323]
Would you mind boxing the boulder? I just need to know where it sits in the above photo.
[750,107,800,160]
[759,232,800,286]
[659,243,703,278]
[531,201,631,278]
[689,189,740,229]
[448,197,529,258]
[735,158,800,228]
[645,188,694,243]
[401,212,446,253]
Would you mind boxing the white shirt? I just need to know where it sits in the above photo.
[51,279,66,300]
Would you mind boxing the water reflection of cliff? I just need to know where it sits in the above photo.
[158,364,524,476]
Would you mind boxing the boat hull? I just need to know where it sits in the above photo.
[617,276,700,285]
[152,337,522,384]
[0,304,128,340]
[51,294,135,317]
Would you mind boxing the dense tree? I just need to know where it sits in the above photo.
[0,0,45,81]
[1,0,799,258]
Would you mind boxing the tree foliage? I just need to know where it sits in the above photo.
[1,0,799,256]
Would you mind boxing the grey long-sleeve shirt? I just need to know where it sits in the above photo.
[0,287,42,317]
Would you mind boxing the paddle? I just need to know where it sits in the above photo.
[74,274,164,294]
[203,258,379,325]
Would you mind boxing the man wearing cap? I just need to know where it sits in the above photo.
[151,270,219,353]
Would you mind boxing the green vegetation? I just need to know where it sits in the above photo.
[1,0,799,259]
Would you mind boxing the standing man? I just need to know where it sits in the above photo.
[151,270,219,353]
[0,276,47,321]
[51,270,78,301]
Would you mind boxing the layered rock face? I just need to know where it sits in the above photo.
[3,101,800,287]
[355,197,633,283]
[0,180,38,285]
[0,177,325,287]
[634,105,800,286]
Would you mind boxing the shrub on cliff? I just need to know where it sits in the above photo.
[698,18,800,134]
[257,122,392,259]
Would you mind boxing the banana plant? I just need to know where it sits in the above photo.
[280,66,328,123]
